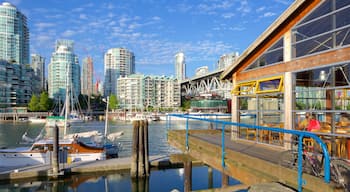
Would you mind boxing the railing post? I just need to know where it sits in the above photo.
[216,115,218,129]
[298,134,304,192]
[186,118,189,150]
[221,124,226,168]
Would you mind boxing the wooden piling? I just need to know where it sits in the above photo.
[138,120,145,177]
[131,121,139,178]
[184,160,192,192]
[143,120,150,176]
[208,167,213,189]
[131,120,150,178]
[52,124,59,177]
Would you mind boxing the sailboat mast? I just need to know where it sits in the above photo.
[104,96,109,138]
[64,62,70,136]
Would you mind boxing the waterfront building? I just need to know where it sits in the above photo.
[104,48,135,97]
[117,74,180,111]
[175,52,186,82]
[221,0,350,153]
[81,56,94,96]
[48,40,80,102]
[31,54,45,93]
[217,52,239,70]
[0,2,31,108]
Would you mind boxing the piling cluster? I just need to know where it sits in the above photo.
[131,120,150,178]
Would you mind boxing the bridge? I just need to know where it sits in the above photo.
[180,69,231,99]
[166,114,345,192]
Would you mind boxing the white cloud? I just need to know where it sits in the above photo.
[256,6,266,13]
[274,0,292,5]
[230,26,245,31]
[262,12,276,17]
[222,13,235,19]
[62,30,76,37]
[79,14,88,20]
[237,0,251,15]
[35,22,56,31]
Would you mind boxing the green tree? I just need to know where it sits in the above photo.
[39,92,51,111]
[181,99,191,112]
[28,94,40,111]
[109,94,118,111]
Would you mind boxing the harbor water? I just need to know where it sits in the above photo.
[0,120,244,191]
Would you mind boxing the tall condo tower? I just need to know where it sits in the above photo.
[0,2,29,65]
[31,54,45,93]
[0,2,31,107]
[81,56,94,96]
[104,48,135,97]
[48,40,80,101]
[175,52,186,81]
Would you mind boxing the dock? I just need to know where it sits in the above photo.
[168,129,343,192]
[0,155,184,182]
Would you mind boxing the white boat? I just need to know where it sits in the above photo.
[0,138,105,167]
[28,117,47,124]
[129,113,147,122]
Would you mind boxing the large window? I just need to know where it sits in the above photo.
[245,38,284,71]
[292,0,350,58]
[236,76,284,146]
[294,62,350,131]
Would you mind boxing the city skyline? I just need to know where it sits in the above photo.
[4,0,293,80]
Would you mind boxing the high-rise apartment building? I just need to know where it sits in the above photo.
[117,74,180,111]
[175,52,186,82]
[81,56,94,96]
[0,2,29,65]
[217,52,239,70]
[104,48,135,97]
[0,2,31,108]
[31,54,45,93]
[48,40,80,102]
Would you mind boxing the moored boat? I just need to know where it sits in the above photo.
[0,138,105,167]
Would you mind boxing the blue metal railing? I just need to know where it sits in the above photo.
[166,113,331,192]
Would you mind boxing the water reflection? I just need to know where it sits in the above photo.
[0,166,244,192]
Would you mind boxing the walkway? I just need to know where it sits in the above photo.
[168,129,341,191]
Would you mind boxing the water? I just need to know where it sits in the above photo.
[0,120,213,157]
[0,166,243,192]
[0,120,244,191]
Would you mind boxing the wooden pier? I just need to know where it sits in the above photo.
[168,129,343,192]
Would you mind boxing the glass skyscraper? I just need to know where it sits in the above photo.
[104,48,135,97]
[0,2,29,65]
[0,2,31,108]
[48,40,80,102]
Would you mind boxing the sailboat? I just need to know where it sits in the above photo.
[0,66,120,167]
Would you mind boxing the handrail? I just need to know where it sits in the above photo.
[166,113,331,192]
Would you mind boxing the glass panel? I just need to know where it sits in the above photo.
[296,14,332,38]
[294,32,333,57]
[244,37,284,71]
[335,88,350,110]
[336,27,350,46]
[298,0,332,25]
[336,7,350,28]
[337,0,350,9]
[295,87,326,110]
[257,78,281,93]
[264,48,283,65]
[334,64,350,87]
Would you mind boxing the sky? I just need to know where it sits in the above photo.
[3,0,293,81]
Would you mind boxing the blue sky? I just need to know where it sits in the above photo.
[4,0,293,81]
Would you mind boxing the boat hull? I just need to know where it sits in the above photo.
[0,151,49,167]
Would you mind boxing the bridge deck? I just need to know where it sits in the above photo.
[168,129,341,192]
